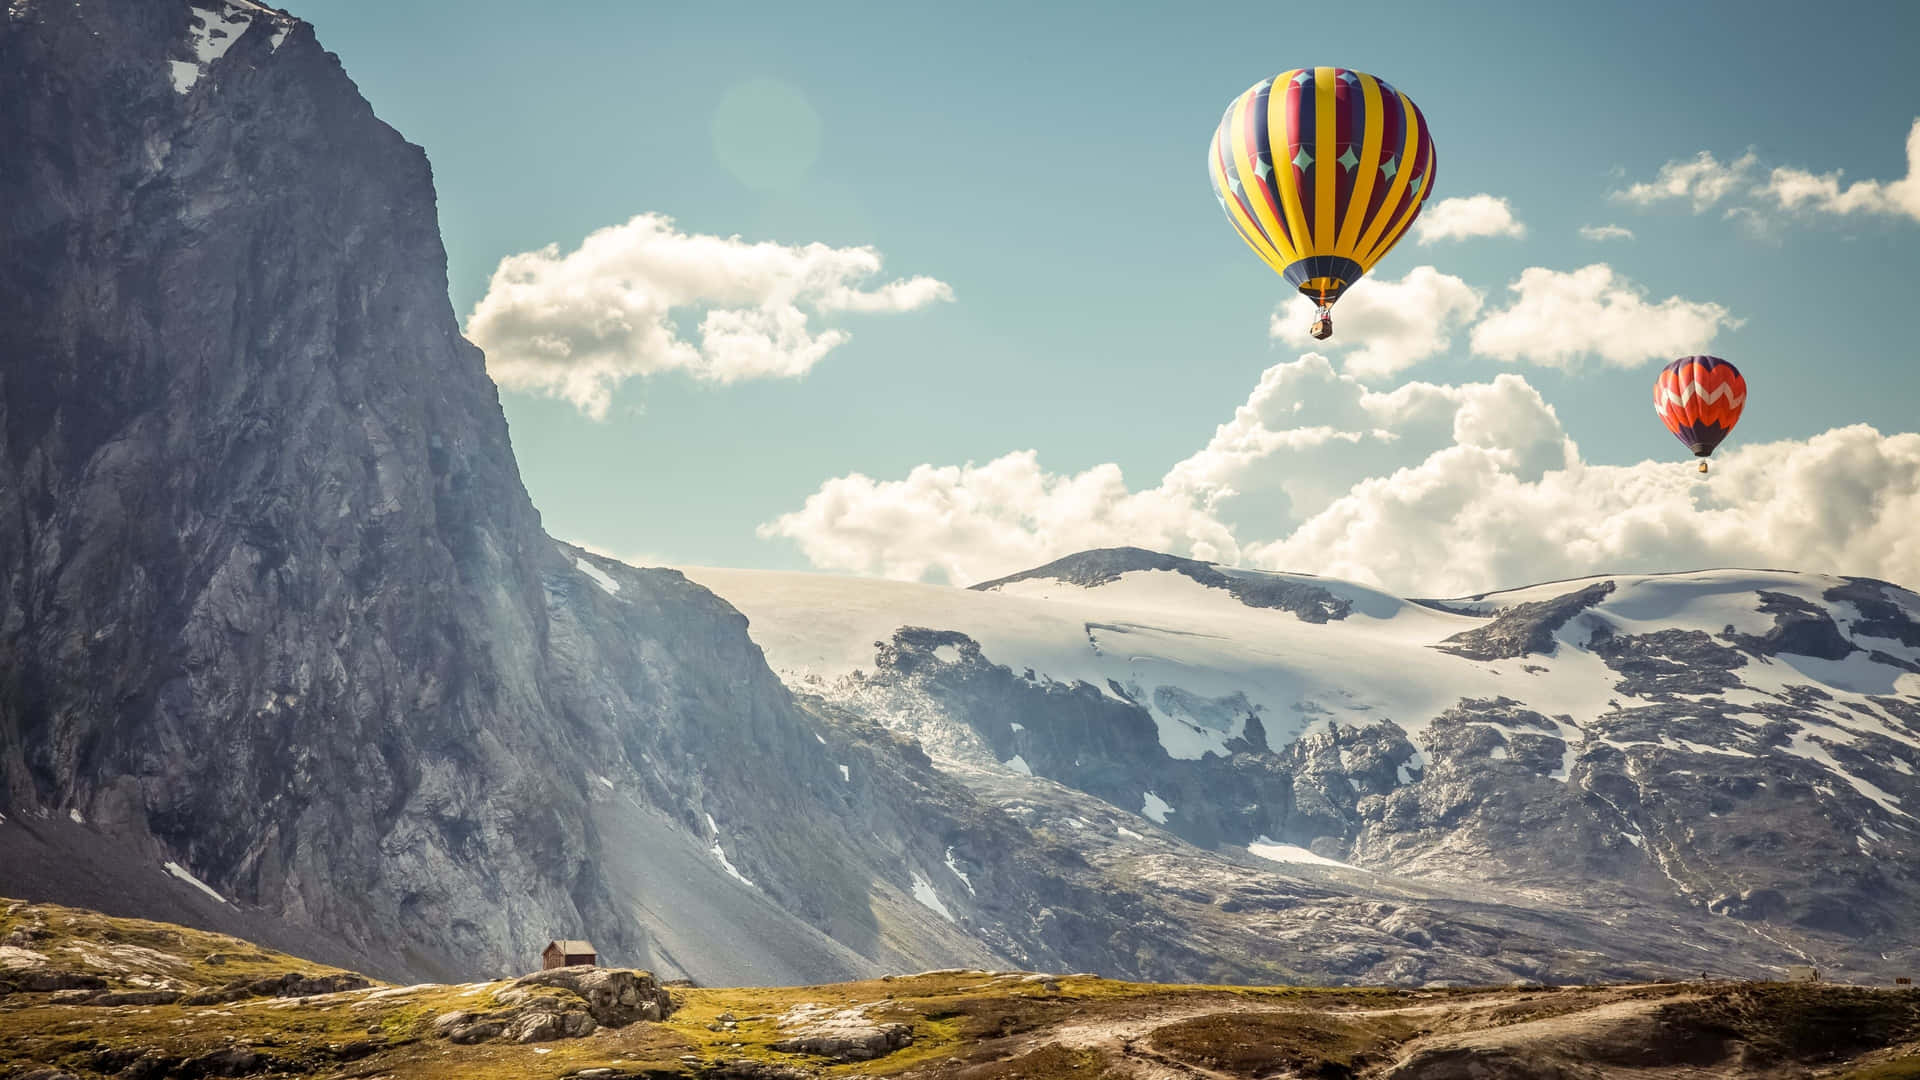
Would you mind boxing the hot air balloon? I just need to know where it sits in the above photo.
[1653,356,1746,474]
[1207,68,1437,341]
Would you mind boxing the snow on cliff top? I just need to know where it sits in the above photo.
[680,561,1920,772]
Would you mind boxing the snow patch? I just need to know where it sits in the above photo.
[674,564,1486,765]
[1009,722,1025,733]
[1490,745,1508,761]
[944,846,975,895]
[1672,738,1754,758]
[1141,790,1173,824]
[909,871,954,922]
[174,3,266,93]
[575,557,621,596]
[68,808,84,825]
[169,60,201,94]
[838,764,850,783]
[162,861,228,904]
[704,813,755,887]
[1003,754,1032,776]
[189,4,249,65]
[1247,838,1362,871]
[1116,825,1144,840]
[709,840,754,888]
[1780,733,1912,819]
[932,644,962,664]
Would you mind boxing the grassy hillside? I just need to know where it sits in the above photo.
[1,897,1915,1079]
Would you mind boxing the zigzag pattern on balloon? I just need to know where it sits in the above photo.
[1654,381,1746,410]
[1652,355,1746,456]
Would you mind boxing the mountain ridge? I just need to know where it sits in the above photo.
[680,556,1920,983]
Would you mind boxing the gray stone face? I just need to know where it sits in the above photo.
[1433,581,1615,660]
[0,0,1226,988]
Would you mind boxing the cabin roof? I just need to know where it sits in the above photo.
[545,939,597,954]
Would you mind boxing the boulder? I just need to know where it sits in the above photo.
[771,1003,913,1062]
[513,966,673,1026]
[506,1010,564,1043]
[14,971,108,992]
[95,990,183,1006]
[448,1021,504,1045]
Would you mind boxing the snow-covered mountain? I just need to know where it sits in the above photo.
[681,549,1920,981]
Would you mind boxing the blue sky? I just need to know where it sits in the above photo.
[294,0,1920,592]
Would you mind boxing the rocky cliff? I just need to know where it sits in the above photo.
[0,0,1088,986]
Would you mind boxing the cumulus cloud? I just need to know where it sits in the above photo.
[760,357,1583,589]
[1755,118,1920,223]
[1613,150,1757,211]
[1270,267,1483,380]
[1246,425,1920,597]
[1412,194,1526,244]
[755,453,1238,585]
[1468,264,1737,370]
[1163,357,1573,528]
[1612,121,1920,232]
[466,213,953,418]
[1578,224,1634,242]
[764,356,1920,595]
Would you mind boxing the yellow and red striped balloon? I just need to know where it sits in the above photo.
[1653,356,1746,462]
[1206,68,1437,308]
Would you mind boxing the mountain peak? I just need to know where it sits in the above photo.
[972,547,1354,623]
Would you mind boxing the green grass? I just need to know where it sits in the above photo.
[6,898,1920,1080]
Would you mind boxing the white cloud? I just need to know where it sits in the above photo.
[761,359,1579,589]
[762,346,1920,595]
[1578,224,1634,242]
[1468,264,1736,371]
[1270,267,1483,380]
[755,452,1239,586]
[1613,121,1920,232]
[1756,118,1920,223]
[1163,357,1573,529]
[465,213,952,419]
[1413,194,1526,244]
[1614,150,1757,211]
[1247,425,1920,597]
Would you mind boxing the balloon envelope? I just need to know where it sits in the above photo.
[1653,356,1746,457]
[1207,68,1437,308]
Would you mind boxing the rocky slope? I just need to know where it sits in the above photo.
[5,899,1917,1080]
[680,550,1920,983]
[0,0,1224,989]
